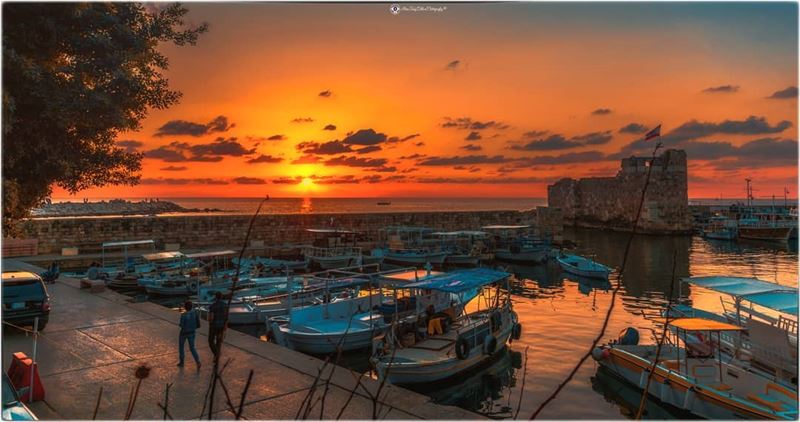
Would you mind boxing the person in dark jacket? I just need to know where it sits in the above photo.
[178,301,202,368]
[207,291,228,359]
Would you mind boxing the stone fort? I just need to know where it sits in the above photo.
[547,149,692,234]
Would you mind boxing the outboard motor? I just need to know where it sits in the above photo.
[617,327,640,346]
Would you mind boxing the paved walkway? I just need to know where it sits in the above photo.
[1,260,482,420]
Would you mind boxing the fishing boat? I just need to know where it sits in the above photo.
[482,225,549,264]
[592,318,798,420]
[556,253,612,279]
[736,179,792,242]
[371,268,520,384]
[702,215,737,240]
[376,226,449,266]
[668,276,797,385]
[302,229,362,269]
[434,231,493,266]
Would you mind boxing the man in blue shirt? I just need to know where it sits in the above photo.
[178,301,201,368]
[207,291,228,359]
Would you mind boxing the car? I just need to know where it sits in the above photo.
[2,271,50,331]
[2,372,37,420]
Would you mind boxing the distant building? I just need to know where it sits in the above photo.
[547,149,692,234]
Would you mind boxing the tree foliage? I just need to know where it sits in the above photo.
[2,3,207,233]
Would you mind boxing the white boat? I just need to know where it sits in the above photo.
[379,248,449,265]
[371,268,520,384]
[482,225,549,264]
[592,318,798,420]
[303,229,362,270]
[434,231,493,266]
[378,226,449,266]
[556,253,611,279]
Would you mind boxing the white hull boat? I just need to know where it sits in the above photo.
[382,250,448,265]
[556,254,611,279]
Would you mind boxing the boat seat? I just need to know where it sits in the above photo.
[747,393,787,412]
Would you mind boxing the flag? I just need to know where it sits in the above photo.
[644,124,661,141]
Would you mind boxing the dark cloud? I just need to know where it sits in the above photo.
[618,123,649,134]
[189,137,255,157]
[418,155,511,166]
[465,131,482,141]
[324,155,388,168]
[523,130,548,138]
[663,116,791,143]
[767,86,798,99]
[272,176,303,185]
[291,155,322,164]
[399,154,426,160]
[323,124,337,131]
[318,90,332,98]
[154,115,234,137]
[441,117,509,131]
[140,177,229,185]
[386,133,421,144]
[702,85,739,94]
[117,140,143,153]
[311,175,360,185]
[297,140,353,155]
[233,177,268,185]
[445,60,461,71]
[355,145,382,154]
[460,144,482,151]
[373,166,397,173]
[267,134,287,141]
[145,142,223,162]
[246,154,284,164]
[524,151,607,165]
[572,131,613,145]
[159,165,187,171]
[291,117,314,123]
[591,108,612,116]
[509,135,582,151]
[415,176,551,184]
[342,129,387,146]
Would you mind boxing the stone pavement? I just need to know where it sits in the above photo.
[1,260,482,420]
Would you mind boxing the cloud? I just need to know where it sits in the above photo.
[441,117,509,131]
[311,175,360,185]
[145,142,223,162]
[571,131,613,145]
[415,141,425,147]
[189,137,255,157]
[591,108,613,116]
[355,145,382,154]
[767,86,798,99]
[154,115,234,137]
[702,85,739,94]
[291,117,314,123]
[460,144,482,151]
[524,151,607,165]
[140,177,229,185]
[418,155,511,166]
[324,155,388,168]
[618,123,649,134]
[372,166,397,172]
[297,140,353,155]
[342,129,387,146]
[523,130,548,138]
[323,124,337,131]
[291,155,321,164]
[399,153,426,160]
[273,176,303,184]
[509,134,582,151]
[117,140,143,153]
[267,134,287,141]
[246,154,284,164]
[465,131,482,141]
[663,116,791,143]
[386,133,421,144]
[318,90,332,98]
[415,176,552,184]
[159,165,187,171]
[233,177,268,185]
[445,60,461,71]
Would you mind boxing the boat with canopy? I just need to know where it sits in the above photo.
[482,225,550,264]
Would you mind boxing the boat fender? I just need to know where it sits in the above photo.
[591,347,608,361]
[455,337,470,360]
[511,323,522,340]
[617,327,639,346]
[483,334,497,355]
[490,310,502,332]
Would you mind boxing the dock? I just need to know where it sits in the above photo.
[1,260,482,420]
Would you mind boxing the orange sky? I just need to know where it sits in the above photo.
[53,2,798,200]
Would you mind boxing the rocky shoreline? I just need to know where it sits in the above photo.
[31,199,224,217]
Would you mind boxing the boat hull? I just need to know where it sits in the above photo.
[494,249,547,264]
[384,251,448,265]
[738,227,791,242]
[275,326,382,354]
[557,257,610,279]
[445,255,480,266]
[703,230,737,240]
[310,256,356,270]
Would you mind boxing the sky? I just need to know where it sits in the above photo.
[53,2,799,200]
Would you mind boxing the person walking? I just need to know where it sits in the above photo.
[207,291,228,359]
[178,301,202,368]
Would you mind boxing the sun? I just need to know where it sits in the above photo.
[300,177,314,188]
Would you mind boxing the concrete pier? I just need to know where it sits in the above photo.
[1,261,482,420]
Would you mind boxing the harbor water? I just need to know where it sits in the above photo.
[137,227,797,419]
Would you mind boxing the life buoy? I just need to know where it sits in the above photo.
[511,323,522,340]
[490,310,502,332]
[483,334,497,355]
[455,337,470,360]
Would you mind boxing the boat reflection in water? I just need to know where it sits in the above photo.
[591,366,696,420]
[404,347,523,418]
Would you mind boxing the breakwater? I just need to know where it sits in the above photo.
[18,208,562,255]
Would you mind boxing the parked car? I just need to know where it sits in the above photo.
[2,372,37,420]
[2,271,50,331]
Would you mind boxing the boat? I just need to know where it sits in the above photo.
[668,276,797,385]
[377,226,449,266]
[302,229,362,269]
[433,231,493,266]
[736,179,792,242]
[556,253,612,279]
[482,225,549,264]
[371,268,520,384]
[702,215,737,240]
[592,318,798,420]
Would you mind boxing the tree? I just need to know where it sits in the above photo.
[2,3,207,234]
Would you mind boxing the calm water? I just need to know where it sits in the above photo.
[137,228,798,419]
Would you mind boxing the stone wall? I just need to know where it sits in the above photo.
[547,149,691,234]
[20,209,558,255]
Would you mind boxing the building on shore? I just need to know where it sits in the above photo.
[547,149,692,234]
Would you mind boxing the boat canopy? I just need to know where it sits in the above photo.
[683,276,797,314]
[669,317,746,332]
[102,239,155,248]
[481,225,530,230]
[400,268,511,293]
[185,250,238,259]
[306,228,357,234]
[142,251,185,261]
